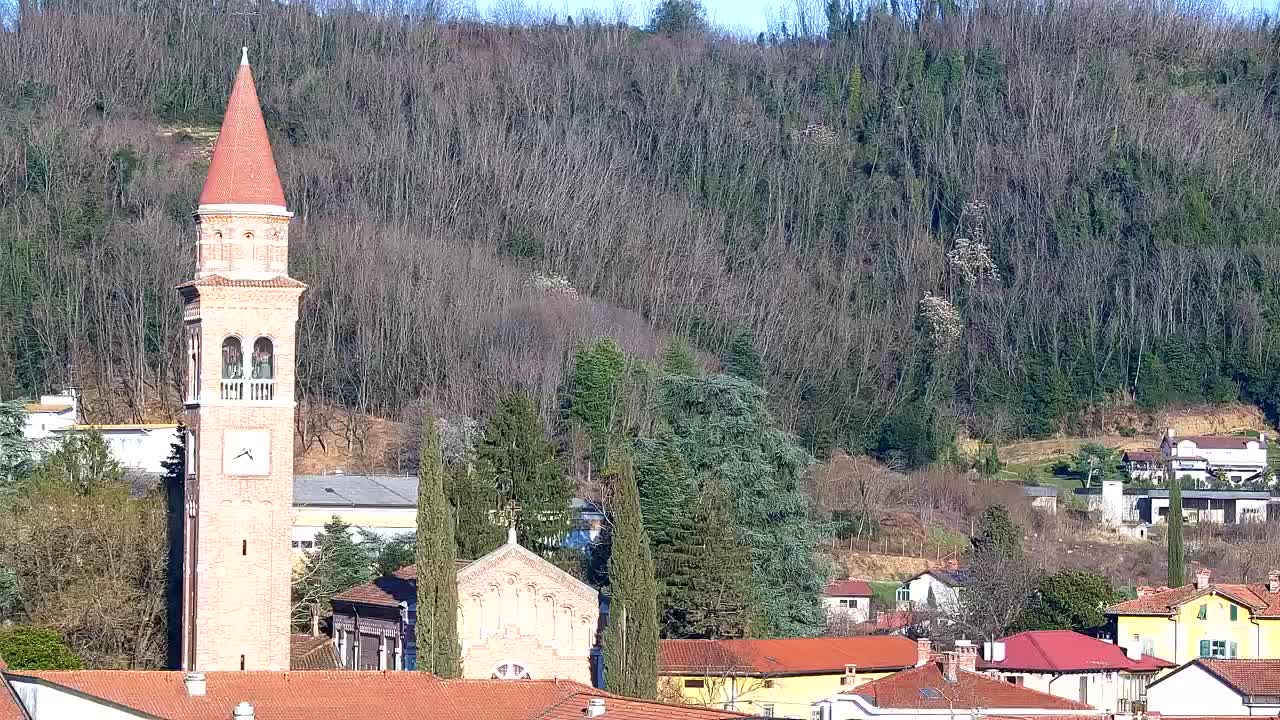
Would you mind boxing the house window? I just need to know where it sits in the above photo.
[896,587,910,603]
[684,679,705,689]
[1079,676,1089,704]
[763,679,775,688]
[1197,604,1207,620]
[838,598,854,608]
[1200,640,1238,658]
[1231,605,1239,621]
[762,705,775,717]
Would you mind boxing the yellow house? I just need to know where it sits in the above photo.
[1106,569,1280,665]
[658,635,924,719]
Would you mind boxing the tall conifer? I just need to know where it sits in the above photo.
[1167,470,1185,587]
[415,415,461,677]
[603,453,658,698]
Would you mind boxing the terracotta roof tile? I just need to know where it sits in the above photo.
[825,579,873,597]
[1196,658,1280,695]
[289,634,339,671]
[332,562,471,609]
[659,636,918,676]
[0,677,23,720]
[199,53,286,207]
[1106,582,1280,617]
[3,672,745,720]
[848,662,1094,711]
[976,630,1174,673]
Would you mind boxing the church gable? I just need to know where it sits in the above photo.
[457,543,597,605]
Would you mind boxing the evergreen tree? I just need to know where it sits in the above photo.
[361,530,417,577]
[639,373,828,637]
[973,504,1022,559]
[446,464,504,560]
[293,516,375,628]
[0,626,83,670]
[661,338,700,376]
[476,392,572,557]
[659,477,754,639]
[29,430,120,496]
[415,415,461,677]
[603,453,658,698]
[1018,569,1121,632]
[721,327,763,384]
[1167,472,1186,586]
[0,398,34,500]
[568,338,628,474]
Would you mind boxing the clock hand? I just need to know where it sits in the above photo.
[235,449,253,460]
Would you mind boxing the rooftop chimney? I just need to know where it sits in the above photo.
[942,652,960,683]
[1167,428,1176,439]
[982,641,1006,663]
[841,663,858,686]
[232,702,255,720]
[585,698,606,717]
[953,639,977,673]
[916,638,933,668]
[1269,571,1279,594]
[184,672,207,697]
[1195,569,1211,590]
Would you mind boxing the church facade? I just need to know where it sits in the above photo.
[176,48,304,671]
[332,531,600,684]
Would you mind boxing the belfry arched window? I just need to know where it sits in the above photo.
[490,662,531,680]
[221,336,244,400]
[250,337,275,401]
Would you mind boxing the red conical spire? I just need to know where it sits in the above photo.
[198,48,286,208]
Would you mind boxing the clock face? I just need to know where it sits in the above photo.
[223,430,271,476]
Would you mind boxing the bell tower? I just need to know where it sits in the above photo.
[177,47,304,671]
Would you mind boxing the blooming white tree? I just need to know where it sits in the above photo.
[947,201,998,286]
[919,292,962,351]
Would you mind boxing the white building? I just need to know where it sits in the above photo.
[824,579,873,623]
[895,568,967,613]
[1145,658,1280,717]
[1125,429,1269,486]
[21,392,79,442]
[976,630,1173,713]
[1077,481,1272,525]
[57,424,182,474]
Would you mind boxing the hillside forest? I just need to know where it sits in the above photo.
[4,0,1280,468]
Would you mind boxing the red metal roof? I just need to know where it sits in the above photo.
[1174,435,1262,450]
[198,52,286,207]
[826,579,874,597]
[659,636,918,676]
[3,672,744,720]
[976,631,1173,673]
[848,661,1094,711]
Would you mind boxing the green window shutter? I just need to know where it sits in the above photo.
[1198,604,1207,620]
[1200,640,1211,657]
[1230,641,1239,658]
[1231,605,1238,621]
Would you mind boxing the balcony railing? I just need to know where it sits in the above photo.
[220,379,274,401]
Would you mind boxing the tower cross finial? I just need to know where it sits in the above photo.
[241,46,249,66]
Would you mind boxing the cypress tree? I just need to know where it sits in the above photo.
[568,338,628,474]
[603,453,658,698]
[1167,468,1185,587]
[476,392,572,557]
[415,415,461,677]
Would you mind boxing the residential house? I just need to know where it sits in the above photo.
[20,392,78,442]
[658,635,922,719]
[1105,568,1280,665]
[330,529,600,685]
[825,579,874,624]
[1022,485,1059,514]
[1077,481,1272,525]
[293,472,603,553]
[1,669,748,720]
[975,630,1174,712]
[813,640,1104,720]
[1145,658,1280,717]
[1125,430,1269,486]
[895,568,968,613]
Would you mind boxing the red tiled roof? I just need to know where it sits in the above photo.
[0,677,23,720]
[851,610,916,634]
[290,634,339,671]
[826,579,873,597]
[976,631,1173,673]
[4,672,744,720]
[1123,449,1157,462]
[659,636,918,676]
[534,692,749,719]
[333,562,470,608]
[1194,658,1280,696]
[199,52,286,207]
[848,662,1094,711]
[1173,435,1262,450]
[1106,581,1280,617]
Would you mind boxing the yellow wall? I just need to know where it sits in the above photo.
[659,670,897,719]
[1115,594,1280,665]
